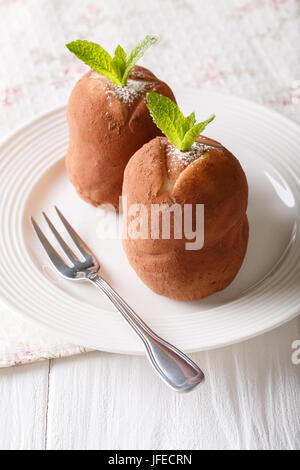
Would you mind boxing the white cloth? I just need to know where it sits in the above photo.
[0,0,299,450]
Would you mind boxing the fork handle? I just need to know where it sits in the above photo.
[88,274,204,392]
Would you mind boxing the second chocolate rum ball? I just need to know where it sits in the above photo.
[122,136,249,301]
[122,93,249,301]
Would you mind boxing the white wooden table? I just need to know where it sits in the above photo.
[0,0,300,450]
[1,317,299,450]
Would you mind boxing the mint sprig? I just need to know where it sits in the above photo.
[146,92,215,152]
[66,36,158,87]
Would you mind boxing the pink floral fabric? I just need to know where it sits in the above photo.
[0,0,299,366]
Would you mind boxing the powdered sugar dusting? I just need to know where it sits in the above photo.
[165,142,216,171]
[105,79,151,104]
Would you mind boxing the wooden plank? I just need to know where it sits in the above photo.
[46,351,225,450]
[0,361,50,450]
[46,318,300,450]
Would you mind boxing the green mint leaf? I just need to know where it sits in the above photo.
[66,36,158,87]
[110,59,124,83]
[179,112,196,142]
[66,40,123,85]
[111,46,127,84]
[180,115,215,151]
[114,45,127,63]
[122,35,158,85]
[146,92,186,150]
[146,92,215,151]
[183,112,196,133]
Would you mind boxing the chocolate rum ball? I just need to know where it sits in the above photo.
[122,135,249,301]
[66,66,176,210]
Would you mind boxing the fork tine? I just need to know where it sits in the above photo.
[54,206,93,259]
[42,212,79,264]
[31,217,69,272]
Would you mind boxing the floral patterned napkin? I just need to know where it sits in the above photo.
[0,0,299,367]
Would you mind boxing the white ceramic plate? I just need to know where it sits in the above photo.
[0,90,299,354]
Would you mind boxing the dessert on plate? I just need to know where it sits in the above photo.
[65,36,176,210]
[122,93,249,300]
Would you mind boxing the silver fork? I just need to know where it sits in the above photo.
[31,207,205,392]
